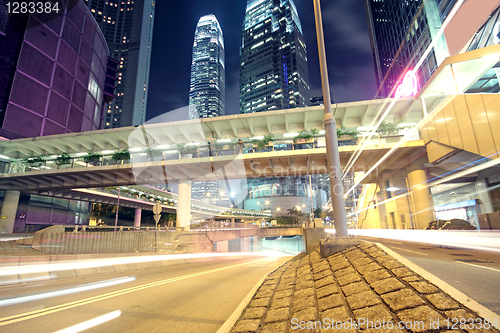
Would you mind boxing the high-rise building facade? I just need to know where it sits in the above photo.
[239,0,309,113]
[84,0,155,128]
[0,1,117,231]
[188,15,225,119]
[365,0,457,98]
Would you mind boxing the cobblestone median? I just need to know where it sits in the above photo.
[231,242,499,333]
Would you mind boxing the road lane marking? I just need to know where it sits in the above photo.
[386,241,403,244]
[0,258,272,327]
[391,247,428,256]
[53,310,121,333]
[456,261,500,273]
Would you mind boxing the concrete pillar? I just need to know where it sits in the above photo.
[176,179,192,230]
[0,190,20,233]
[476,179,493,214]
[134,208,142,228]
[407,168,435,229]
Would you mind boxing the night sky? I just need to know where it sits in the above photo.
[145,0,377,121]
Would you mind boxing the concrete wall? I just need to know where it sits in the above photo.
[304,228,326,253]
[31,227,303,255]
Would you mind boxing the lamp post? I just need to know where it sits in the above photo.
[313,0,348,237]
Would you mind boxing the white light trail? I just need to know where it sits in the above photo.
[52,310,122,333]
[0,277,136,307]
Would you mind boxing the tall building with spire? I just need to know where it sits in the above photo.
[84,0,155,128]
[188,15,225,119]
[188,15,225,202]
[239,0,309,113]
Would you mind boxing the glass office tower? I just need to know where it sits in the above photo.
[365,0,457,97]
[188,15,225,119]
[84,0,155,128]
[240,0,309,113]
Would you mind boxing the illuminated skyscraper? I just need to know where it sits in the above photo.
[365,0,457,98]
[84,0,155,128]
[188,15,225,119]
[239,0,309,113]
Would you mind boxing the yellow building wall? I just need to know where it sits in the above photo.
[421,94,500,160]
[357,183,381,229]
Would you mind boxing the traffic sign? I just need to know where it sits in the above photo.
[153,203,162,225]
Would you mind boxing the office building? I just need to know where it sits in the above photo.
[365,0,458,97]
[188,15,225,119]
[188,15,225,202]
[239,0,309,113]
[84,0,155,128]
[0,1,117,231]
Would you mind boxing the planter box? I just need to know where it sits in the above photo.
[295,138,314,144]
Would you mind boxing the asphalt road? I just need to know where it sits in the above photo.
[0,255,292,333]
[361,236,500,315]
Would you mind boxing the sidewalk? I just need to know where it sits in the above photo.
[230,242,500,333]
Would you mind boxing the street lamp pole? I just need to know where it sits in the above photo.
[313,0,348,237]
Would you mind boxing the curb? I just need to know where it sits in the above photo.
[377,242,500,322]
[217,267,276,333]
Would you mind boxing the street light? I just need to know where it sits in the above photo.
[313,0,348,237]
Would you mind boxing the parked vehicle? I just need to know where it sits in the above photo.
[425,220,447,230]
[439,219,476,230]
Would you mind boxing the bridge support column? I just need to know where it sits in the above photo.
[134,208,142,228]
[407,166,435,229]
[177,179,192,230]
[0,190,20,233]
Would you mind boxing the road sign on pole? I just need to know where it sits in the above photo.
[153,203,162,227]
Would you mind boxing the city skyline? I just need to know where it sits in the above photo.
[146,0,377,121]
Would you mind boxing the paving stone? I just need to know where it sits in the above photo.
[242,307,267,319]
[392,267,413,278]
[271,297,291,309]
[297,267,312,278]
[367,251,387,258]
[344,250,366,262]
[312,264,330,274]
[402,275,421,282]
[316,284,340,299]
[444,309,477,321]
[363,328,404,333]
[318,293,343,311]
[359,263,385,275]
[276,283,294,292]
[255,289,274,299]
[232,319,260,333]
[353,304,394,329]
[329,260,350,272]
[293,296,316,312]
[374,255,392,263]
[314,275,335,289]
[346,290,381,310]
[313,269,332,281]
[397,306,446,332]
[265,307,290,323]
[358,242,374,250]
[371,278,405,294]
[426,293,461,310]
[409,281,439,294]
[342,281,371,296]
[249,297,271,308]
[363,269,392,284]
[381,289,425,311]
[381,260,403,270]
[275,289,293,299]
[294,287,315,300]
[351,257,373,268]
[259,284,277,292]
[292,307,318,323]
[259,321,288,333]
[321,306,352,322]
[263,278,280,285]
[334,266,357,278]
[296,279,314,290]
[337,273,362,286]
